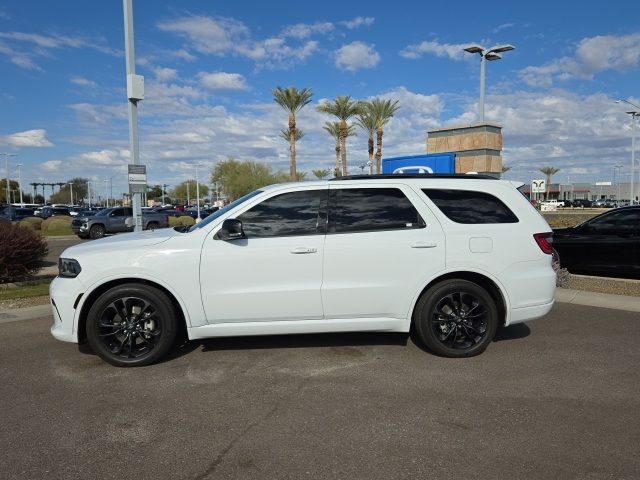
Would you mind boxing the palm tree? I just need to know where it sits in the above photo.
[272,86,313,180]
[279,128,305,142]
[316,96,364,175]
[355,107,376,174]
[539,166,560,200]
[312,169,331,179]
[369,98,400,174]
[322,121,357,177]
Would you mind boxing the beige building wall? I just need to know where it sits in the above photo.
[427,124,503,175]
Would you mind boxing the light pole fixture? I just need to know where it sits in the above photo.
[463,44,515,123]
[68,182,74,206]
[1,152,18,204]
[615,99,640,205]
[16,163,24,207]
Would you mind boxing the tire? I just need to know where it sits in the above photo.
[86,283,178,367]
[146,222,159,230]
[89,224,105,240]
[414,279,498,358]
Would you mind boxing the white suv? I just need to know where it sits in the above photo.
[51,175,556,366]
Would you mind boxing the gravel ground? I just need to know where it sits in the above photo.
[0,295,50,310]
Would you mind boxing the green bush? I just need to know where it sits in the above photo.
[19,217,43,230]
[41,216,73,236]
[0,223,49,282]
[168,216,196,227]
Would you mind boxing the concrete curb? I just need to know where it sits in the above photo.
[0,304,51,324]
[555,288,640,313]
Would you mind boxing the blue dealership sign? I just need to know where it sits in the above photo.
[382,153,455,174]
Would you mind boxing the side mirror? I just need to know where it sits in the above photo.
[218,218,245,241]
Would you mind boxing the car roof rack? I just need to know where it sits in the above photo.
[330,173,498,181]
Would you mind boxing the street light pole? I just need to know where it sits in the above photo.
[195,163,201,223]
[17,163,24,207]
[463,44,515,123]
[104,179,109,207]
[87,181,92,208]
[123,0,144,231]
[613,165,623,201]
[1,153,17,204]
[162,184,168,206]
[186,181,190,207]
[615,99,640,205]
[68,182,74,206]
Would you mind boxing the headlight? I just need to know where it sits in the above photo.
[58,258,82,278]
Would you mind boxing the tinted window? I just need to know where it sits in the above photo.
[52,208,70,215]
[587,210,639,233]
[329,188,425,233]
[422,189,518,224]
[238,190,327,238]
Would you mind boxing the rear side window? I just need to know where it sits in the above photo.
[422,189,518,224]
[329,188,425,233]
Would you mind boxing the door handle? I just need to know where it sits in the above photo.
[410,241,437,248]
[290,247,318,254]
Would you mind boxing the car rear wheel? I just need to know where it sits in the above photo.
[89,224,105,240]
[414,280,498,358]
[86,284,178,367]
[146,222,159,230]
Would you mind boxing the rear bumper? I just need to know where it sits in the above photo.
[508,299,555,325]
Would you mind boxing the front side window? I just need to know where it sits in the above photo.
[422,189,519,224]
[238,190,327,238]
[587,210,639,233]
[329,188,425,233]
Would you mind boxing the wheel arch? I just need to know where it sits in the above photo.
[76,277,189,343]
[411,271,508,327]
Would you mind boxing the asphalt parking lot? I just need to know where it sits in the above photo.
[1,303,639,479]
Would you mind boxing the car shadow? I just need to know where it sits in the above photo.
[493,323,531,342]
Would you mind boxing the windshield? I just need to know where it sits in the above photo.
[94,209,109,216]
[189,190,263,232]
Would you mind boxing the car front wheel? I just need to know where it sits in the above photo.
[86,284,178,367]
[89,224,105,240]
[414,280,498,358]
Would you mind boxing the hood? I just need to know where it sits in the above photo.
[61,228,178,257]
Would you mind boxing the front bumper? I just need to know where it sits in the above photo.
[49,276,82,343]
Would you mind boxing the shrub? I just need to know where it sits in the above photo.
[41,216,73,236]
[0,222,49,282]
[19,217,43,230]
[168,216,196,227]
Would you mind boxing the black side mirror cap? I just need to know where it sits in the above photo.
[218,218,245,241]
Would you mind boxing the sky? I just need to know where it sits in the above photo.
[0,0,639,195]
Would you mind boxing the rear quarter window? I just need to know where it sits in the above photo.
[422,189,519,224]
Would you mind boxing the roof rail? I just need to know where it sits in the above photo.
[330,173,498,181]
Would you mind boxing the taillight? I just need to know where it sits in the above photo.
[533,232,553,254]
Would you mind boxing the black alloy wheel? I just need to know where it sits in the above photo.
[89,224,105,240]
[86,284,177,367]
[414,280,498,357]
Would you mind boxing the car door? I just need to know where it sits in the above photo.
[199,187,327,323]
[572,209,639,276]
[108,208,129,232]
[322,184,446,320]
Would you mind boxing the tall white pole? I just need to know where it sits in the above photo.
[104,179,109,207]
[88,181,92,208]
[186,181,190,206]
[479,54,486,123]
[195,163,201,223]
[2,153,17,204]
[17,163,24,207]
[123,0,143,231]
[69,182,74,206]
[632,115,637,204]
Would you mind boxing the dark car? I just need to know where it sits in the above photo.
[1,206,37,221]
[34,206,72,219]
[553,206,640,279]
[184,207,218,220]
[570,199,593,208]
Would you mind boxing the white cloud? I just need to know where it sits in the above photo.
[70,76,96,87]
[493,23,515,33]
[41,160,62,172]
[1,129,53,147]
[281,21,334,39]
[334,41,380,71]
[399,40,471,61]
[77,149,130,167]
[341,17,375,29]
[198,72,248,91]
[152,67,178,82]
[520,33,640,87]
[158,14,319,69]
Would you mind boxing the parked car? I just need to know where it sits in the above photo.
[71,207,169,239]
[594,199,615,208]
[51,174,556,367]
[184,207,218,220]
[570,199,593,208]
[1,206,37,221]
[34,206,72,219]
[553,206,640,279]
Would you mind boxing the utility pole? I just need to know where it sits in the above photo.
[68,182,74,206]
[87,181,92,208]
[17,163,24,207]
[1,153,17,204]
[123,0,144,231]
[186,181,190,207]
[195,163,201,222]
[104,179,109,207]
